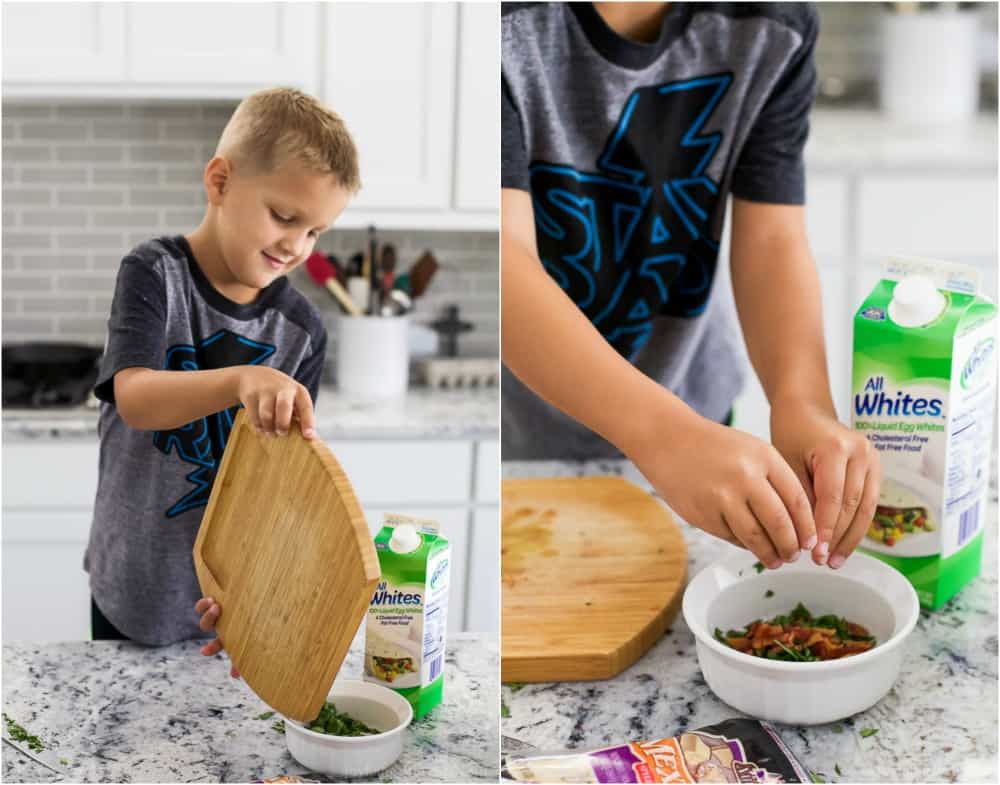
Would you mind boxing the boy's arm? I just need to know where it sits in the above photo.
[502,188,815,567]
[114,365,316,437]
[114,367,240,431]
[729,197,880,568]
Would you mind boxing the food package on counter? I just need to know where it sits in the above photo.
[503,718,810,783]
[365,513,450,720]
[852,257,996,608]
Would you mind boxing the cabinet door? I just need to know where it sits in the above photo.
[474,440,500,503]
[1,2,126,82]
[326,440,472,505]
[454,3,499,211]
[3,512,91,642]
[362,507,470,635]
[126,3,318,92]
[467,507,499,635]
[324,3,457,209]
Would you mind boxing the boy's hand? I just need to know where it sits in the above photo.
[630,413,816,569]
[195,597,240,678]
[770,402,881,570]
[234,366,316,439]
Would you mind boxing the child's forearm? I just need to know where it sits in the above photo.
[114,366,242,431]
[502,232,695,456]
[729,199,836,414]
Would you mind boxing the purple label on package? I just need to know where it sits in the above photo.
[589,744,643,783]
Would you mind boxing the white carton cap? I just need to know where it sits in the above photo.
[389,523,422,554]
[888,275,947,327]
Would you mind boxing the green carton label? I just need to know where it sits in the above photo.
[851,263,996,609]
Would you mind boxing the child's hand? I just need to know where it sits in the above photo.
[631,413,816,569]
[195,596,240,678]
[234,366,316,439]
[770,402,881,570]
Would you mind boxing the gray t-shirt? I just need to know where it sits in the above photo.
[502,2,817,459]
[85,235,326,645]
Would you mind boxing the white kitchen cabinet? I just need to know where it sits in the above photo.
[467,507,499,634]
[2,443,99,642]
[1,434,497,641]
[1,2,126,83]
[126,4,319,94]
[858,175,998,261]
[1,3,318,98]
[2,443,99,508]
[454,3,500,212]
[3,539,91,643]
[323,3,457,211]
[804,175,849,262]
[1,1,498,230]
[329,440,472,505]
[474,440,500,503]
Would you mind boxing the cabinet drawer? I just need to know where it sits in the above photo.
[2,442,99,508]
[859,176,998,258]
[475,440,499,503]
[328,440,472,505]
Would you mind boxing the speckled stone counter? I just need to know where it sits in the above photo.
[1,386,498,442]
[2,632,498,783]
[501,460,998,784]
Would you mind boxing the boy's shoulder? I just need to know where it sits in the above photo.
[119,235,189,273]
[699,3,818,39]
[269,277,325,341]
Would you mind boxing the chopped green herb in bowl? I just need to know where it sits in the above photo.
[306,701,380,737]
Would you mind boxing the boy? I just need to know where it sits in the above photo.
[85,88,360,674]
[501,3,880,570]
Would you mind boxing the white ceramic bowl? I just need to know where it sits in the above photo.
[682,549,919,725]
[283,679,413,777]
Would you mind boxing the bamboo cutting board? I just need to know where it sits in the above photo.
[193,410,380,722]
[502,476,687,682]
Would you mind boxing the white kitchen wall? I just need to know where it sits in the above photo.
[1,101,498,358]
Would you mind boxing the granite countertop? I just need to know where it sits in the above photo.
[1,386,498,442]
[2,632,498,784]
[806,108,998,172]
[501,460,998,784]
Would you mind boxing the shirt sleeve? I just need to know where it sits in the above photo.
[94,255,168,404]
[501,73,530,191]
[730,9,818,205]
[294,327,327,404]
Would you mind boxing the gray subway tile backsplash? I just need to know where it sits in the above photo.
[2,101,499,359]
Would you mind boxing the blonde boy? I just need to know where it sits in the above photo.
[85,88,359,670]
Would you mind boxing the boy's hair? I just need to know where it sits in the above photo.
[215,87,361,193]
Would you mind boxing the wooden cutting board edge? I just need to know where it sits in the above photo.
[500,561,687,682]
[193,410,381,720]
[501,475,689,683]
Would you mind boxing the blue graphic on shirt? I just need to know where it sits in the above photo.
[153,329,275,518]
[529,73,731,359]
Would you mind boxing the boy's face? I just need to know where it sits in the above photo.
[212,156,350,292]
